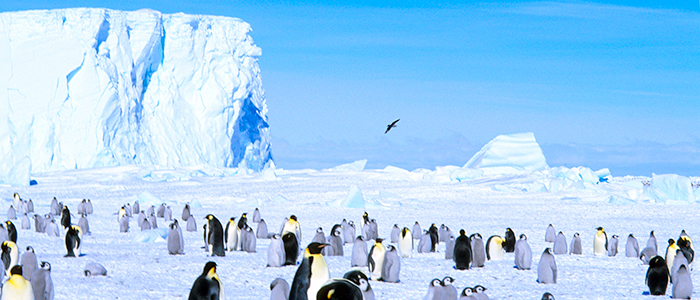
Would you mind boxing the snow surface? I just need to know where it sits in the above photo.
[0,164,698,299]
[0,8,272,185]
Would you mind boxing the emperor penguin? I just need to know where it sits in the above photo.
[593,227,608,256]
[270,277,289,300]
[671,249,689,283]
[626,234,640,257]
[2,240,19,276]
[672,264,692,299]
[20,246,38,280]
[45,220,59,238]
[442,276,458,300]
[237,213,248,248]
[188,261,224,300]
[12,193,21,211]
[65,225,83,257]
[312,227,326,244]
[362,223,372,242]
[78,200,86,214]
[552,232,567,255]
[186,215,197,232]
[382,245,400,283]
[428,224,439,252]
[412,221,422,240]
[569,232,582,255]
[282,215,302,245]
[243,226,256,253]
[267,234,285,267]
[252,208,261,223]
[640,246,658,265]
[137,210,146,227]
[31,261,54,300]
[26,199,33,213]
[391,224,401,243]
[78,213,90,235]
[368,238,386,281]
[417,231,432,253]
[677,235,694,264]
[168,220,184,255]
[537,248,557,284]
[21,213,30,230]
[514,234,532,270]
[225,217,239,251]
[148,211,157,229]
[6,220,17,243]
[343,220,356,245]
[140,217,151,231]
[204,214,225,256]
[316,279,364,300]
[646,255,669,295]
[257,219,269,239]
[453,230,472,270]
[119,215,129,233]
[351,236,369,267]
[485,235,505,261]
[647,230,658,252]
[283,232,300,266]
[86,199,93,214]
[445,236,455,260]
[545,224,556,242]
[666,239,680,270]
[470,233,486,267]
[329,225,344,256]
[424,278,446,300]
[473,285,489,300]
[7,205,16,220]
[438,224,447,243]
[343,270,375,300]
[60,205,71,229]
[460,287,476,300]
[164,206,172,222]
[504,228,516,253]
[157,203,166,218]
[398,227,413,258]
[33,214,45,233]
[541,292,555,300]
[50,197,60,216]
[182,203,190,221]
[83,262,107,276]
[289,242,330,300]
[132,200,139,215]
[1,265,33,300]
[607,234,619,257]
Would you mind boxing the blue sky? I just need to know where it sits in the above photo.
[3,1,700,176]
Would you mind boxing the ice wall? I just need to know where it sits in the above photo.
[464,132,548,175]
[0,8,272,185]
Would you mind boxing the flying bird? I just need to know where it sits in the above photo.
[385,119,400,134]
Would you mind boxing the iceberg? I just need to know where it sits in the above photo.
[464,132,548,175]
[0,8,272,185]
[647,174,696,203]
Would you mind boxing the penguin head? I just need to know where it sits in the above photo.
[649,255,666,267]
[229,217,236,223]
[202,261,218,277]
[289,215,297,221]
[461,287,474,297]
[375,238,384,245]
[650,230,655,237]
[573,232,580,238]
[26,246,34,253]
[506,228,513,234]
[668,239,676,246]
[441,276,454,285]
[9,265,22,276]
[316,227,324,233]
[306,242,328,255]
[519,234,527,240]
[474,285,487,293]
[541,292,555,300]
[40,261,51,271]
[629,233,635,238]
[596,227,604,232]
[401,227,410,236]
[205,214,214,220]
[430,278,442,287]
[459,229,466,236]
[543,248,552,255]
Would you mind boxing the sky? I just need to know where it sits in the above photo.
[2,1,700,176]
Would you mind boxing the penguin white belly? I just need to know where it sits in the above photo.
[369,248,385,280]
[399,234,412,258]
[227,227,238,251]
[307,256,330,300]
[594,233,606,256]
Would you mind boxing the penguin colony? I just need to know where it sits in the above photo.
[1,192,697,299]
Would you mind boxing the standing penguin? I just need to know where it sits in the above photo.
[569,232,582,255]
[283,232,300,266]
[132,200,139,215]
[428,224,439,252]
[391,224,401,243]
[671,250,689,283]
[514,234,532,270]
[20,246,37,280]
[316,279,364,300]
[6,220,17,243]
[243,226,256,253]
[86,199,93,214]
[552,232,567,255]
[412,222,422,240]
[45,220,59,238]
[7,205,16,220]
[537,248,557,284]
[545,224,556,242]
[460,287,476,300]
[289,242,330,300]
[442,276,458,300]
[157,203,166,218]
[281,215,302,245]
[382,245,400,283]
[268,234,286,268]
[504,228,516,253]
[608,235,619,257]
[453,229,472,270]
[646,255,669,295]
[1,240,19,279]
[626,234,640,258]
[343,220,355,245]
[399,227,413,258]
[60,205,71,229]
[351,236,369,267]
[119,215,129,233]
[164,206,172,222]
[168,220,184,255]
[343,270,375,300]
[20,213,30,230]
[593,227,607,256]
[182,203,191,221]
[33,215,45,233]
[677,235,694,264]
[188,261,224,300]
[50,197,60,216]
[257,219,269,239]
[368,239,386,281]
[666,239,680,273]
[485,235,505,261]
[445,236,455,260]
[204,214,225,257]
[186,215,197,232]
[31,261,53,300]
[470,233,486,268]
[647,231,658,253]
[252,208,261,223]
[672,264,692,299]
[65,225,82,257]
[1,266,33,300]
[329,225,344,256]
[417,231,432,253]
[225,217,239,251]
[424,278,446,300]
[78,213,90,235]
[270,278,289,300]
[312,227,326,244]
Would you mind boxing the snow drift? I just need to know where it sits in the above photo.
[0,8,272,185]
[464,132,548,175]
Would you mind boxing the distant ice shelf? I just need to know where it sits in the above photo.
[0,8,272,185]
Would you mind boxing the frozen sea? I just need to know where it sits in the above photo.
[0,165,697,299]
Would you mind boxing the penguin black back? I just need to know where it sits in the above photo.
[5,221,16,243]
[189,261,223,300]
[205,215,225,256]
[646,255,669,295]
[428,224,439,252]
[283,232,299,266]
[453,229,472,270]
[504,228,516,253]
[237,213,248,230]
[65,226,80,257]
[61,206,71,229]
[316,279,363,300]
[677,237,694,263]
